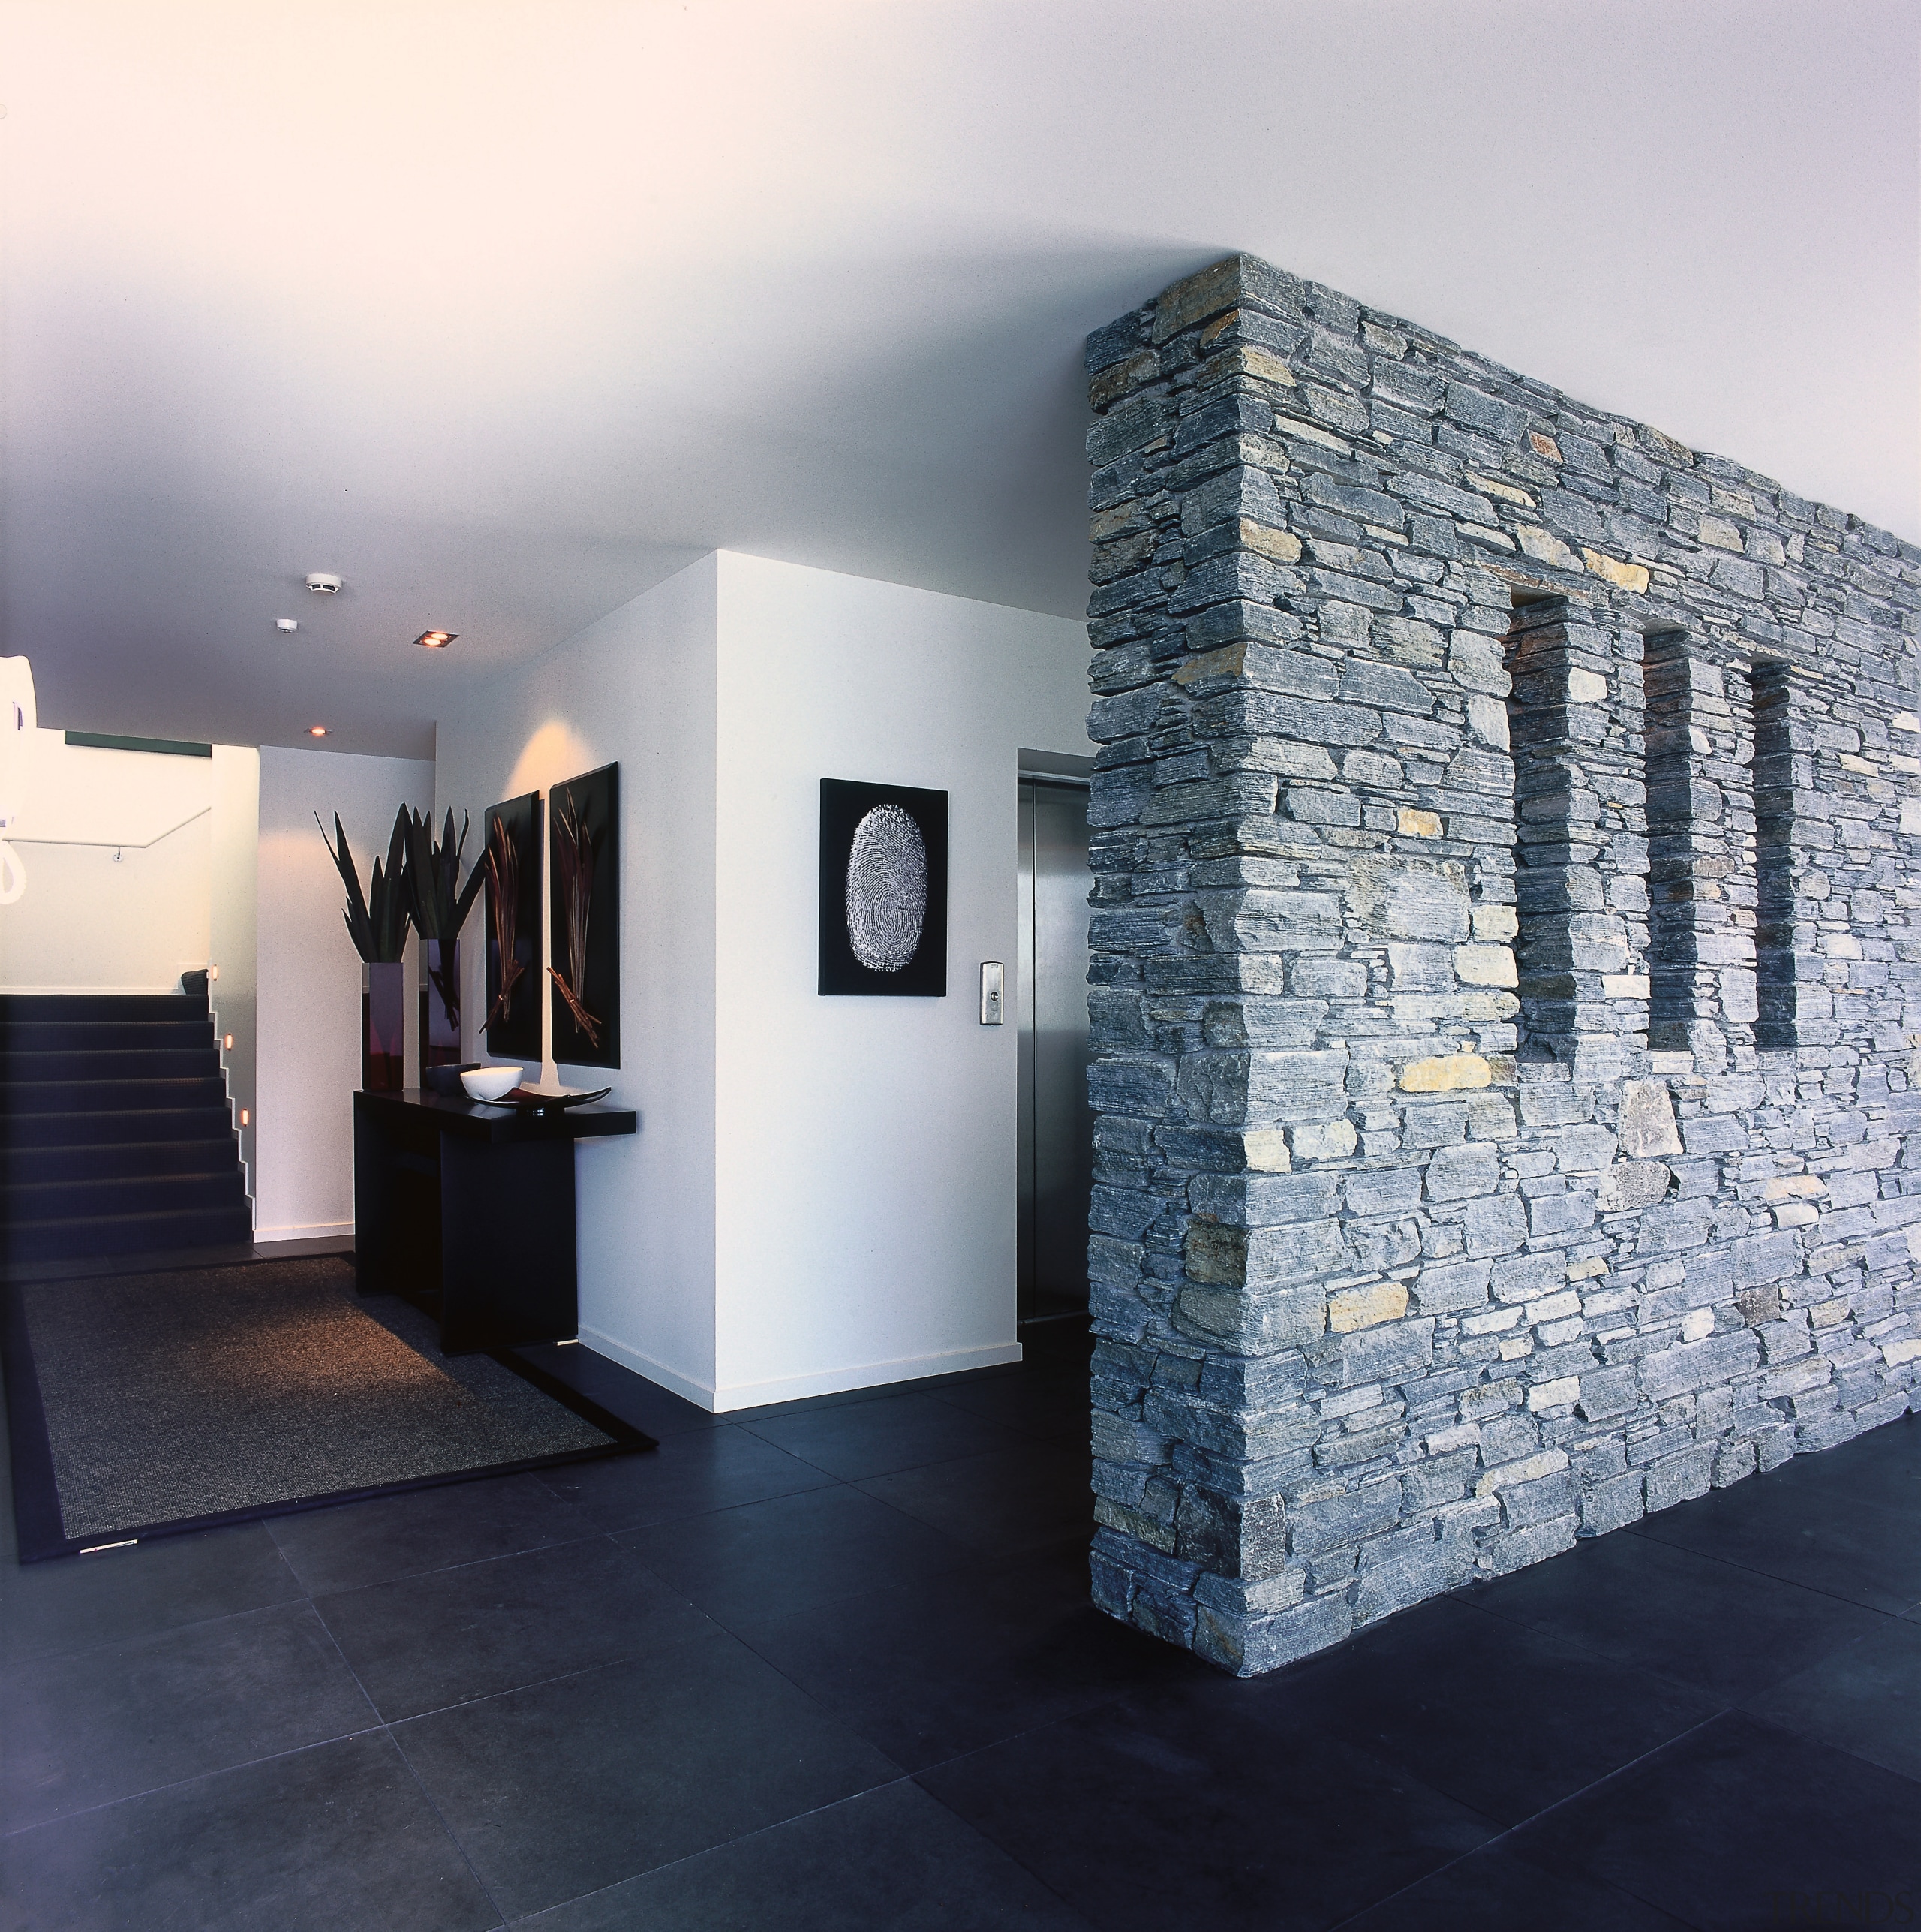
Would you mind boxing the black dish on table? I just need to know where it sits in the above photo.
[496,1085,612,1116]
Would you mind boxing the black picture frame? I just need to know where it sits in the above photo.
[548,762,620,1069]
[483,791,543,1059]
[818,778,948,996]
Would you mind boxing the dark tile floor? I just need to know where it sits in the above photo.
[3,1308,1917,1930]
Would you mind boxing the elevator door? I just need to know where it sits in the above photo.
[1017,779,1093,1325]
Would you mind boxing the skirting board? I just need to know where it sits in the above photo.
[254,1222,354,1245]
[577,1326,1025,1413]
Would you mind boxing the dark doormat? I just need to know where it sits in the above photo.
[2,1254,654,1562]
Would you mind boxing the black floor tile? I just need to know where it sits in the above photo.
[1509,1711,1921,1932]
[1338,1837,1694,1931]
[266,1471,600,1594]
[314,1536,715,1721]
[854,1443,1093,1557]
[513,1344,720,1440]
[735,1545,1195,1772]
[618,1483,972,1627]
[538,1424,834,1533]
[2,1600,376,1831]
[516,1780,1096,1930]
[0,1521,304,1667]
[737,1390,1033,1482]
[0,1730,501,1931]
[927,1371,1092,1446]
[1460,1518,1889,1701]
[1764,1411,1921,1517]
[1742,1615,1921,1783]
[394,1636,900,1921]
[723,1382,933,1424]
[918,1684,1498,1932]
[1628,1464,1921,1614]
[1235,1593,1718,1828]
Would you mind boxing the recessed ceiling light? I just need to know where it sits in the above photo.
[414,630,457,649]
[308,724,327,737]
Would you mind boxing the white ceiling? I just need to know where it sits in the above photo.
[3,0,1915,760]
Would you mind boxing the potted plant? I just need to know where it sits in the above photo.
[405,808,486,1081]
[317,807,412,1091]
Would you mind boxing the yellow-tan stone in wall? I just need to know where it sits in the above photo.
[1204,344,1297,389]
[1400,1052,1491,1092]
[1238,519,1303,562]
[1526,1376,1581,1412]
[1473,904,1519,942]
[1327,1281,1410,1333]
[1517,525,1581,570]
[1475,1447,1568,1496]
[1396,807,1442,837]
[1583,548,1650,593]
[1454,945,1517,987]
[1467,471,1535,507]
[1172,642,1247,686]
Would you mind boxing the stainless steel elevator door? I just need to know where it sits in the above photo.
[1017,779,1093,1324]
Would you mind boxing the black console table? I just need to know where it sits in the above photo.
[353,1088,637,1353]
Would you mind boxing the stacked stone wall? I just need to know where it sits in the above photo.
[1081,253,1921,1675]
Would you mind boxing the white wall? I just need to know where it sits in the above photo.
[436,550,1089,1411]
[711,553,1090,1405]
[209,745,260,1201]
[435,555,720,1399]
[256,744,434,1241]
[0,730,213,991]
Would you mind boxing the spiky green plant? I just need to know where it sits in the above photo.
[404,808,486,1025]
[316,806,412,963]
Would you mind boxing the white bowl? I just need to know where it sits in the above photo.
[461,1065,522,1102]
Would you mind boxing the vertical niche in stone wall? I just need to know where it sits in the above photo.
[1643,630,1757,1072]
[1502,594,1649,1082]
[1751,659,1809,1052]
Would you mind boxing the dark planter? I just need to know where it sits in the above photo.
[362,961,405,1092]
[419,937,463,1084]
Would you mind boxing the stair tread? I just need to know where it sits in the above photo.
[0,995,251,1262]
[3,1204,255,1262]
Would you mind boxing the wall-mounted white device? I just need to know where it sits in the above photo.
[0,654,37,904]
[979,961,1005,1025]
[276,618,299,633]
[305,572,343,594]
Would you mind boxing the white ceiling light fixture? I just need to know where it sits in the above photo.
[275,618,298,633]
[305,572,343,594]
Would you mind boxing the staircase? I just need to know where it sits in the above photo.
[1,986,254,1265]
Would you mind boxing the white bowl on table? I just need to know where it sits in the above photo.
[460,1065,522,1103]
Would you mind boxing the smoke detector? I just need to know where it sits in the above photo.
[275,618,298,634]
[305,572,343,594]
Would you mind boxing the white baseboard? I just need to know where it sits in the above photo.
[576,1329,717,1407]
[574,1329,1024,1413]
[254,1222,354,1244]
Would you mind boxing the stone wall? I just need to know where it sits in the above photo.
[1081,253,1921,1675]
